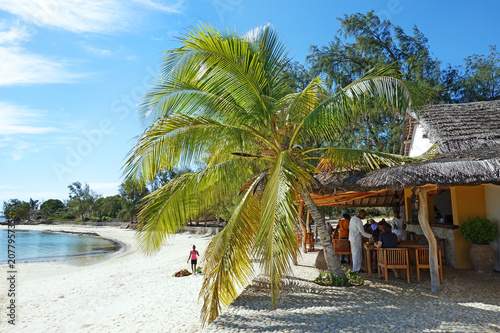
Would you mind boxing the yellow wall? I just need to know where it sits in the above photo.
[451,185,487,269]
[484,184,500,271]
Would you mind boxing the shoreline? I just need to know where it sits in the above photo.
[0,224,216,332]
[1,225,125,266]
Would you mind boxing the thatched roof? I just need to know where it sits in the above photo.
[314,101,500,197]
[413,100,500,156]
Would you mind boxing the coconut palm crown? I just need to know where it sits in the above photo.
[124,23,434,324]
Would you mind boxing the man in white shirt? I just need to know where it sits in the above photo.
[391,211,407,241]
[349,210,372,273]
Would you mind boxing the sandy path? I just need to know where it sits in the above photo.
[0,225,214,333]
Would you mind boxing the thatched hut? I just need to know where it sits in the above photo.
[311,100,500,272]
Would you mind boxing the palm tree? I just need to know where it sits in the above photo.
[124,24,433,324]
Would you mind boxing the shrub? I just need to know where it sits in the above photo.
[314,267,364,287]
[460,217,499,245]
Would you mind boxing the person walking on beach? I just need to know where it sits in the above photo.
[187,245,200,274]
[348,210,373,273]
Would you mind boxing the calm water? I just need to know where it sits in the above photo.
[0,229,120,264]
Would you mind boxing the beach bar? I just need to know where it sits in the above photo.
[302,101,500,283]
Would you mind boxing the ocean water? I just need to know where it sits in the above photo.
[0,229,120,264]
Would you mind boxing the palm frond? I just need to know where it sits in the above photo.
[254,151,299,308]
[136,158,255,253]
[200,181,261,325]
[124,114,259,184]
[315,147,417,172]
[298,63,435,143]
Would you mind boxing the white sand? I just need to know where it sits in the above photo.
[0,225,214,333]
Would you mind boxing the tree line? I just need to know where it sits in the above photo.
[286,11,499,154]
[2,181,143,222]
[2,170,189,222]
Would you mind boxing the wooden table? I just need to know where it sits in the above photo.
[363,243,429,276]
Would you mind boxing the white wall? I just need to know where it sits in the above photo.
[485,184,500,271]
[409,124,433,157]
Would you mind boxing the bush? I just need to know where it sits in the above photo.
[314,267,364,287]
[460,217,499,245]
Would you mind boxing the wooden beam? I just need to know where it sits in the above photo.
[416,186,440,292]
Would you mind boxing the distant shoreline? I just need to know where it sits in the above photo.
[3,224,215,332]
[0,226,124,265]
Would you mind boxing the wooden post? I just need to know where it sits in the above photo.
[416,187,440,292]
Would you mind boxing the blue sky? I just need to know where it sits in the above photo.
[1,0,499,207]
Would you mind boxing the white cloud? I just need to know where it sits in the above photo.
[0,0,183,34]
[0,45,84,85]
[0,21,30,44]
[0,0,126,34]
[88,182,121,197]
[11,152,22,160]
[133,0,182,14]
[79,41,114,57]
[0,102,59,135]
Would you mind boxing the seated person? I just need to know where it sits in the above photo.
[376,223,400,278]
[363,223,373,234]
[371,220,385,242]
[370,221,385,267]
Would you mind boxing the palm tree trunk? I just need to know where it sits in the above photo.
[306,210,311,232]
[299,188,345,278]
[416,187,440,292]
[298,202,307,252]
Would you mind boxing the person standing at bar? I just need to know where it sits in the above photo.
[334,213,351,263]
[391,211,407,241]
[349,210,372,273]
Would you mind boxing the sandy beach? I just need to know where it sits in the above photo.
[0,224,215,333]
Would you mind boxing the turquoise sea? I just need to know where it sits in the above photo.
[0,229,120,264]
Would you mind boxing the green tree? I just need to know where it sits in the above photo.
[95,195,123,220]
[117,179,149,222]
[445,45,500,103]
[29,198,40,210]
[307,11,441,153]
[124,24,432,324]
[40,199,65,217]
[3,199,30,222]
[68,182,100,220]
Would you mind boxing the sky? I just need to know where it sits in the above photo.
[1,0,499,208]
